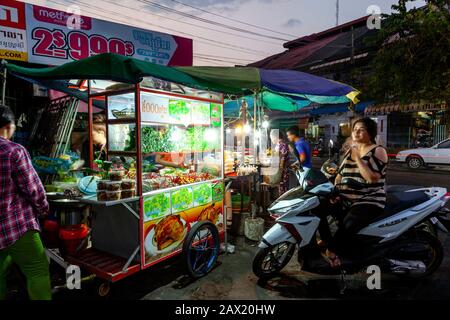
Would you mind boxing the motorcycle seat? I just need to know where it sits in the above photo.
[370,185,429,223]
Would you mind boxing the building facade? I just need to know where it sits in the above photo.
[249,15,449,152]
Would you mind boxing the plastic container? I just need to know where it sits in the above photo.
[106,181,121,191]
[109,170,124,181]
[106,190,121,201]
[97,179,110,191]
[121,179,136,190]
[78,176,100,195]
[59,224,89,256]
[121,189,136,199]
[97,190,108,201]
[42,219,60,249]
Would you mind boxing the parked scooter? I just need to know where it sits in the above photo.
[253,141,450,279]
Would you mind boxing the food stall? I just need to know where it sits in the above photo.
[2,53,360,295]
[59,76,225,286]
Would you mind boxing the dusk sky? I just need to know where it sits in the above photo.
[24,0,426,66]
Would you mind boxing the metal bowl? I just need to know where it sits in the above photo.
[49,198,89,226]
[50,198,87,209]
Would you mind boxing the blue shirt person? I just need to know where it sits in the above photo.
[286,126,312,169]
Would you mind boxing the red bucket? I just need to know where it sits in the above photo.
[59,224,89,256]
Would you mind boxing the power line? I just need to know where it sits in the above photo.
[194,56,241,64]
[194,53,256,63]
[90,0,273,55]
[137,0,291,42]
[48,0,272,56]
[98,0,281,46]
[168,0,298,38]
[194,57,232,66]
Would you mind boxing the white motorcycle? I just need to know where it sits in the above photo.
[253,156,450,279]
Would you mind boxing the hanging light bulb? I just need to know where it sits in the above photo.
[204,128,217,142]
[170,127,183,142]
[226,128,232,134]
[262,114,270,129]
[244,123,251,134]
[235,126,242,135]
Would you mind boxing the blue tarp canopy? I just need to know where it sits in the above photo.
[310,101,373,115]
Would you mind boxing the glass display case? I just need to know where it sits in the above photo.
[92,79,224,268]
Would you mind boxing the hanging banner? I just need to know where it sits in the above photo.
[141,92,213,126]
[0,0,27,61]
[140,92,170,123]
[0,0,193,65]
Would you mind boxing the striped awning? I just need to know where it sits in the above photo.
[365,101,448,115]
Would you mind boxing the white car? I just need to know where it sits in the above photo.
[396,138,450,169]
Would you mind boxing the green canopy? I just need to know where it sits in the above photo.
[2,53,360,105]
[176,66,261,92]
[225,91,311,115]
[3,53,252,95]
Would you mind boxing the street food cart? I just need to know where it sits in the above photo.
[2,53,360,296]
[65,76,225,290]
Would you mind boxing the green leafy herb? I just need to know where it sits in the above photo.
[169,100,190,122]
[193,183,212,206]
[171,187,193,212]
[144,193,170,219]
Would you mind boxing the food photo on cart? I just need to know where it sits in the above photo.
[0,53,362,299]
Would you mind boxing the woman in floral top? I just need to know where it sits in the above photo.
[270,129,290,195]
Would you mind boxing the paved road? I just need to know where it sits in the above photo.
[139,165,450,300]
[44,165,450,300]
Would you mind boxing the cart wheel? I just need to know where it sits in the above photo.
[183,221,220,279]
[97,281,111,298]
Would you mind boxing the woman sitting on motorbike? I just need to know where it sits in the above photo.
[325,117,389,268]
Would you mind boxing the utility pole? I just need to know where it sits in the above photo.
[336,0,339,26]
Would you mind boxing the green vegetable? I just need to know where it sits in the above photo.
[144,193,170,219]
[191,102,210,123]
[125,124,219,154]
[193,183,212,206]
[201,166,220,176]
[185,126,219,151]
[169,100,190,122]
[171,187,193,212]
[126,126,174,153]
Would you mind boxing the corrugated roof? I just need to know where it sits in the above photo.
[284,16,370,49]
[249,15,375,70]
[248,34,341,69]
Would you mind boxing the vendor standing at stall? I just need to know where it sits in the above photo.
[287,126,312,170]
[72,113,107,164]
[0,105,51,300]
[269,129,290,195]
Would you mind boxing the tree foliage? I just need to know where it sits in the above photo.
[367,0,450,103]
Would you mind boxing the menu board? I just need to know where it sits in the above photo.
[141,92,214,126]
[210,103,222,127]
[192,183,212,207]
[144,193,171,222]
[140,93,170,123]
[212,182,224,202]
[168,99,191,125]
[171,186,193,213]
[190,101,211,125]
